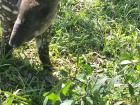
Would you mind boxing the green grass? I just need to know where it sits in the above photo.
[1,0,140,104]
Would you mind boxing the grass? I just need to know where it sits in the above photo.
[1,0,140,104]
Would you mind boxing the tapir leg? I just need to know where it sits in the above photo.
[35,29,53,72]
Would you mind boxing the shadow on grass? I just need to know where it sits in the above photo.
[0,55,58,104]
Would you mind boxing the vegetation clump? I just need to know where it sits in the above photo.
[0,0,140,104]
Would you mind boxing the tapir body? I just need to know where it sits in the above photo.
[0,0,59,71]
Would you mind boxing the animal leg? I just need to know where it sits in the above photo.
[35,31,53,73]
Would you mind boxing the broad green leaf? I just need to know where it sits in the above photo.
[136,64,140,71]
[61,100,74,105]
[86,97,93,105]
[47,93,60,105]
[61,82,72,96]
[110,75,121,88]
[128,83,134,96]
[2,92,15,105]
[43,97,48,105]
[83,63,93,74]
[120,60,132,65]
[43,92,50,97]
[3,94,14,105]
[114,101,124,105]
[93,77,108,92]
[76,73,86,83]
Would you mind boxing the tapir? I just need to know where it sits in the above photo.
[0,0,59,72]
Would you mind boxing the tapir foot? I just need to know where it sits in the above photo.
[43,63,54,72]
[38,70,58,90]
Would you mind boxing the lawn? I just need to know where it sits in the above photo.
[0,0,140,104]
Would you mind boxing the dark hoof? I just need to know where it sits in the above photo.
[43,65,55,73]
[37,70,58,90]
